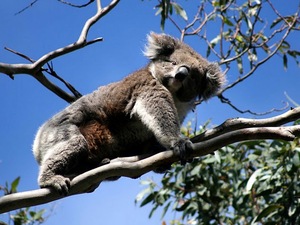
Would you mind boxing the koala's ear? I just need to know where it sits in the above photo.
[144,32,177,60]
[202,62,226,100]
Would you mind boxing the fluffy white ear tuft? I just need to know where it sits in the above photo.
[202,62,226,100]
[143,32,177,60]
[143,32,160,59]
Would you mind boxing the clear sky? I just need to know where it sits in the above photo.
[0,1,299,224]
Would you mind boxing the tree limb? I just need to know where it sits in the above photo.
[1,107,300,213]
[220,7,299,93]
[192,107,300,142]
[58,0,95,8]
[0,0,120,102]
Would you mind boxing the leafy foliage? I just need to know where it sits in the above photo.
[0,177,20,195]
[154,0,188,30]
[136,129,300,224]
[0,178,46,225]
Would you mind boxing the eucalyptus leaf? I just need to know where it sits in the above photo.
[254,204,283,222]
[172,3,188,21]
[246,168,263,193]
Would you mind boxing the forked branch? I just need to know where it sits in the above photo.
[0,0,120,102]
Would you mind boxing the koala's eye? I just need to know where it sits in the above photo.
[164,59,177,65]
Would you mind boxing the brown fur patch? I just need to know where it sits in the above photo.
[79,120,113,159]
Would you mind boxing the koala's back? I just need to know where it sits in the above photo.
[33,67,169,166]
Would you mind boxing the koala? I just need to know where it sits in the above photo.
[33,32,225,195]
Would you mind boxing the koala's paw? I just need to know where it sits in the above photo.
[39,175,71,196]
[171,138,193,165]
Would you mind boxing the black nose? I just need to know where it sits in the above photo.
[175,66,190,81]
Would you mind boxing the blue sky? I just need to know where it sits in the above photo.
[0,0,299,224]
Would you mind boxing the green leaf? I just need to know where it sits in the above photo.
[287,50,300,57]
[288,203,297,216]
[11,177,20,193]
[135,187,152,203]
[190,164,201,176]
[161,201,171,219]
[140,193,154,207]
[222,16,234,26]
[206,46,211,58]
[241,11,252,30]
[271,17,283,29]
[281,40,291,50]
[254,204,283,222]
[235,35,244,43]
[172,3,188,21]
[210,35,221,47]
[292,152,300,167]
[155,6,163,16]
[248,49,257,62]
[287,50,300,66]
[237,56,243,74]
[32,209,45,221]
[175,200,190,211]
[283,54,288,70]
[149,204,158,218]
[202,156,216,164]
[246,168,263,193]
[214,151,221,163]
[271,15,296,29]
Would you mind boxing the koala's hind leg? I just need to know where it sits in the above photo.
[38,133,89,195]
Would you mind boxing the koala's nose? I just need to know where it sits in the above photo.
[175,66,190,81]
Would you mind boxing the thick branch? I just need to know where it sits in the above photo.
[192,107,300,142]
[0,0,120,103]
[0,0,120,76]
[33,70,78,103]
[192,125,300,157]
[1,108,300,213]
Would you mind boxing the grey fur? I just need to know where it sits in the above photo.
[33,33,225,194]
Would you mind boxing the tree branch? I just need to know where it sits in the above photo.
[58,0,95,8]
[220,8,299,93]
[0,0,120,102]
[217,94,289,116]
[1,107,300,213]
[15,0,40,15]
[191,107,300,142]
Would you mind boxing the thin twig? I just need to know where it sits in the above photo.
[221,11,299,93]
[4,47,35,63]
[58,0,95,8]
[15,0,39,15]
[218,94,289,116]
[46,62,82,99]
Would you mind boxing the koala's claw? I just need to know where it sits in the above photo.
[40,175,71,196]
[171,138,193,165]
[100,158,111,166]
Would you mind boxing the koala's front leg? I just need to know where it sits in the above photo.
[132,94,193,162]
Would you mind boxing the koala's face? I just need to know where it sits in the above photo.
[145,33,225,102]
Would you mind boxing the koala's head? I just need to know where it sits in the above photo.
[144,32,225,102]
